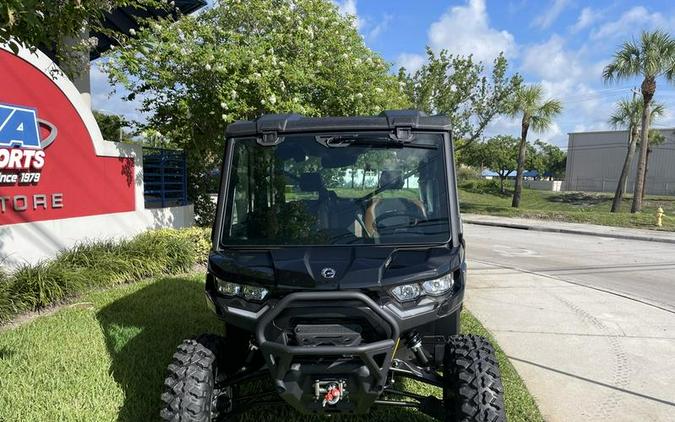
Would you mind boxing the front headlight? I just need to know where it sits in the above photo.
[241,285,269,301]
[390,283,423,302]
[216,278,269,301]
[216,280,242,296]
[390,273,454,302]
[422,273,454,296]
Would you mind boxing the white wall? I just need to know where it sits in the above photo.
[523,180,563,192]
[0,205,194,269]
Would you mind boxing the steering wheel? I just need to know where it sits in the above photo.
[374,210,423,231]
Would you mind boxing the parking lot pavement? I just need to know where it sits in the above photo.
[466,260,675,422]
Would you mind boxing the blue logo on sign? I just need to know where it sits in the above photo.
[0,103,42,149]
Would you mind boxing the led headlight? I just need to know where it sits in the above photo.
[216,278,269,301]
[390,273,454,302]
[421,273,454,296]
[241,285,270,301]
[390,283,423,302]
[216,279,241,296]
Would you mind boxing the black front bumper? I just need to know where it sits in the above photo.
[203,268,466,414]
[253,291,400,415]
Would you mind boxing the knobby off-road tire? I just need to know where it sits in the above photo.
[160,334,227,422]
[443,334,506,422]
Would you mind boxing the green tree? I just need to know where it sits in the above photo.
[401,49,522,149]
[533,140,566,180]
[93,110,132,142]
[455,138,483,168]
[478,135,519,194]
[0,0,163,75]
[603,30,675,213]
[508,84,563,208]
[607,97,664,212]
[103,0,409,224]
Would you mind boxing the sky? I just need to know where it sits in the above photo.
[91,0,675,148]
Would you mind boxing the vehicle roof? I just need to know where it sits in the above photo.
[225,110,451,137]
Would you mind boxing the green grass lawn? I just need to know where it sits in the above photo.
[459,181,675,231]
[0,274,542,422]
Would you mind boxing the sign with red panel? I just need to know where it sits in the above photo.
[0,49,135,225]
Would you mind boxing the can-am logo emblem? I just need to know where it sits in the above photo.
[321,267,336,279]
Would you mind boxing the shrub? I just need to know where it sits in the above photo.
[163,227,211,265]
[9,261,87,310]
[459,179,505,195]
[0,227,212,324]
[457,166,482,182]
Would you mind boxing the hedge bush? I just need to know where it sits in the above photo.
[0,227,210,324]
[456,166,482,182]
[459,178,508,195]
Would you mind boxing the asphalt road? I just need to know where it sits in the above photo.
[463,223,675,313]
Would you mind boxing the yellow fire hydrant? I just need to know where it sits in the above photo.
[656,207,665,227]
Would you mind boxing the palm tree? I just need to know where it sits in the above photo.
[603,30,675,212]
[608,98,664,212]
[508,84,563,208]
[641,127,666,200]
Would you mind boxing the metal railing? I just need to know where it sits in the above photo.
[143,147,188,208]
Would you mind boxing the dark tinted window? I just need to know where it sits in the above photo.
[222,133,450,245]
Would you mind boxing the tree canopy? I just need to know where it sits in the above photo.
[0,0,164,74]
[93,110,133,142]
[103,0,410,223]
[400,48,522,148]
[476,135,519,193]
[532,140,566,180]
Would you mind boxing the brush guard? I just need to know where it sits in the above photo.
[254,291,400,415]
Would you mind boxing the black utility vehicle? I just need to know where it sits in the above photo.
[161,111,505,421]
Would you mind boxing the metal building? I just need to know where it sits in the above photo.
[564,128,675,196]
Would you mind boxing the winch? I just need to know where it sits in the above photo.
[313,380,348,407]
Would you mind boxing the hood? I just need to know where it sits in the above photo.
[208,245,462,290]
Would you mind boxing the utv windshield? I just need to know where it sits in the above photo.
[221,132,450,246]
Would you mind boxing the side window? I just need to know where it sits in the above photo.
[229,144,250,227]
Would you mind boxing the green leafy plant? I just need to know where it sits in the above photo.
[456,166,482,182]
[103,0,410,225]
[400,49,522,150]
[1,0,166,76]
[0,227,210,324]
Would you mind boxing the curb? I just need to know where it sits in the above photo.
[463,218,675,245]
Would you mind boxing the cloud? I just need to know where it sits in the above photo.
[532,0,571,30]
[591,6,667,40]
[484,115,521,138]
[517,36,622,145]
[427,0,517,63]
[367,14,392,42]
[521,35,582,81]
[334,0,363,29]
[570,7,600,33]
[395,53,426,74]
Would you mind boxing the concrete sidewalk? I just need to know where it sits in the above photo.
[462,213,675,244]
[466,260,675,422]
